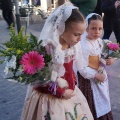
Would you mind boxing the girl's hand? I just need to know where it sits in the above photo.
[62,89,75,99]
[95,73,106,82]
[105,57,114,65]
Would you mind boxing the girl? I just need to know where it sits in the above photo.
[77,13,114,120]
[20,2,94,120]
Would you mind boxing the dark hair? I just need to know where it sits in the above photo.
[88,14,103,25]
[65,9,85,29]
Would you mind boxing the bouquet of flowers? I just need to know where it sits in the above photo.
[0,27,52,86]
[96,40,120,84]
[102,39,120,59]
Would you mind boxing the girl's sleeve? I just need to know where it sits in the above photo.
[34,44,65,98]
[77,42,97,79]
[34,85,65,98]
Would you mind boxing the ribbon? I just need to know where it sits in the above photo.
[48,77,58,95]
[100,61,110,82]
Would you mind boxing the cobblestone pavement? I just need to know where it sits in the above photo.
[0,19,120,120]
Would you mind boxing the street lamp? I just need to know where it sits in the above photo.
[13,0,21,33]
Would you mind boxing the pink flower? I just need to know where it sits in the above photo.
[107,43,119,51]
[20,51,45,74]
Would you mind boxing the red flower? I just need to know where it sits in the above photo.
[20,51,45,74]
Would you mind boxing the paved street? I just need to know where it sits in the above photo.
[0,19,120,120]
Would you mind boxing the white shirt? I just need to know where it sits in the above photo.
[78,38,111,118]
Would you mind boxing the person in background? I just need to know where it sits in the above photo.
[101,0,120,44]
[77,13,114,119]
[0,0,15,29]
[94,0,102,16]
[0,0,1,10]
[1,0,15,29]
[70,0,97,17]
[20,2,94,120]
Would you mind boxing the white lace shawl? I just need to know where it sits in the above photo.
[47,42,83,77]
[38,2,83,77]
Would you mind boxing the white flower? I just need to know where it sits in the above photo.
[4,55,16,75]
[7,55,16,69]
[4,66,9,75]
[103,39,112,44]
[18,65,24,72]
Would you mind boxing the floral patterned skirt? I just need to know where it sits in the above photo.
[20,86,93,120]
[77,72,113,120]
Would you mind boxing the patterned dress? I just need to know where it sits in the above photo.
[20,60,94,120]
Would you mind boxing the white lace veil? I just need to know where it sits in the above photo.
[38,2,78,44]
[81,13,100,40]
[38,2,78,64]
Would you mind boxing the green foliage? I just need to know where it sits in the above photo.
[0,26,52,84]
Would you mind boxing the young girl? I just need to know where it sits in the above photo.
[20,2,94,120]
[77,13,114,119]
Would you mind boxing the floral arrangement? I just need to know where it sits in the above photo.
[96,40,120,84]
[0,27,52,86]
[102,39,120,59]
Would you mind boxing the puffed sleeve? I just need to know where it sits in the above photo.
[34,85,65,98]
[77,41,97,79]
[34,44,66,98]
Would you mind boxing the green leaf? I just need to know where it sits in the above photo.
[29,34,37,43]
[65,112,75,120]
[0,60,5,64]
[74,103,81,119]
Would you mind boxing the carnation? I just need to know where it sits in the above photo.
[102,40,120,59]
[107,43,119,51]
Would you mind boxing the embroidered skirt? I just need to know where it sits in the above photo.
[77,72,113,120]
[20,86,93,120]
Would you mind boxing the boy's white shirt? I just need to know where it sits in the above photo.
[75,38,111,118]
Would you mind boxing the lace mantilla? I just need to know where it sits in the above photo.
[38,2,83,77]
[38,2,78,65]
